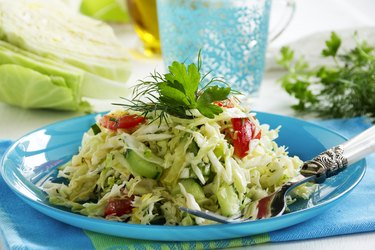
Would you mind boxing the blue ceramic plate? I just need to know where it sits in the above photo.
[0,112,366,241]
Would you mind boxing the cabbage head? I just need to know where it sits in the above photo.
[0,0,132,111]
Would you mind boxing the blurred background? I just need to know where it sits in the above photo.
[66,0,375,82]
[0,0,374,139]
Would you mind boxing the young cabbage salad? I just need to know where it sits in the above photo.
[43,57,313,225]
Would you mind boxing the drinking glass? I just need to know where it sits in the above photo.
[157,0,295,97]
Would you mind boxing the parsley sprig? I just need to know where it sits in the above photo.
[115,54,232,121]
[277,32,375,122]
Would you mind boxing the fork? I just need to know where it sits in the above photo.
[180,125,375,223]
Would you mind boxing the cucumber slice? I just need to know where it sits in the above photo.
[124,149,163,179]
[179,179,206,202]
[217,184,240,216]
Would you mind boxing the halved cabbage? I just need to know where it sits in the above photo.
[0,0,132,111]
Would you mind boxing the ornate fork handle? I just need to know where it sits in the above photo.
[301,126,375,184]
[301,146,348,183]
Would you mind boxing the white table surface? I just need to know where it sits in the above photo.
[1,0,375,249]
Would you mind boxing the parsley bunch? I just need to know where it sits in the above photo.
[116,54,232,121]
[277,32,375,121]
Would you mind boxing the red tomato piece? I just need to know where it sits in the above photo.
[104,197,134,216]
[230,117,255,158]
[100,114,146,131]
[254,130,262,140]
[214,99,235,108]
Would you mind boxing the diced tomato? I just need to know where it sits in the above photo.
[254,129,262,140]
[214,99,235,108]
[230,118,262,158]
[104,197,134,217]
[229,117,261,158]
[256,195,272,219]
[230,118,254,158]
[100,114,146,132]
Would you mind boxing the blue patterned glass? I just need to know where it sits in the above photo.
[157,0,271,96]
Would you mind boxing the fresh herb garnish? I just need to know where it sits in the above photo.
[277,32,375,121]
[115,53,232,121]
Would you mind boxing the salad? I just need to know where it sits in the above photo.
[43,58,313,225]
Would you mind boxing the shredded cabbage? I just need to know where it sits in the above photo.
[43,103,315,225]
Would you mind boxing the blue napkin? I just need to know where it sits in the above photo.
[0,141,94,250]
[0,117,373,250]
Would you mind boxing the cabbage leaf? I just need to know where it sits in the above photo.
[0,64,88,110]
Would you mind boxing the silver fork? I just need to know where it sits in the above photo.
[180,125,375,223]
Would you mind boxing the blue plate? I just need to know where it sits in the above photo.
[0,112,366,241]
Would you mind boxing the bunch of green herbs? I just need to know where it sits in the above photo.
[115,54,234,121]
[277,32,375,121]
